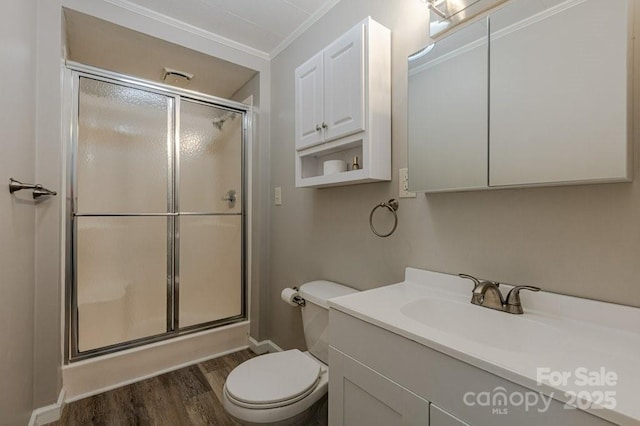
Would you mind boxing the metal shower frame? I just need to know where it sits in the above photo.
[64,62,250,362]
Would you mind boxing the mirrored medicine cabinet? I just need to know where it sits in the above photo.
[408,0,632,193]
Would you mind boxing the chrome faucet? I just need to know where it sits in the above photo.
[458,274,540,314]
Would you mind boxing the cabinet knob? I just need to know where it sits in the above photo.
[322,122,328,129]
[315,124,322,132]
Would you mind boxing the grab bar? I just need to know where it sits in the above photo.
[9,177,57,199]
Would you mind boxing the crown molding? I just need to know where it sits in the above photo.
[269,0,342,59]
[102,0,271,61]
[88,0,342,62]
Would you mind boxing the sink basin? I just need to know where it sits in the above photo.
[400,296,557,353]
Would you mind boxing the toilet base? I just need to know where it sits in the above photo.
[227,394,327,426]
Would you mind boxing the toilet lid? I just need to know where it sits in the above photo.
[225,349,321,407]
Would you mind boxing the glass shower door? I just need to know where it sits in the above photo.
[70,69,247,359]
[177,100,244,328]
[74,76,173,353]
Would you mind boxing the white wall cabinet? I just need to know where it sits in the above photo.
[295,17,391,188]
[295,52,324,150]
[407,0,632,193]
[295,24,364,150]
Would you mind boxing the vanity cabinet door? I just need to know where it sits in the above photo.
[329,347,430,426]
[489,0,631,186]
[407,18,489,192]
[430,404,470,426]
[295,52,324,151]
[323,23,365,143]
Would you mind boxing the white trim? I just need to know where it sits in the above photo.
[491,0,587,42]
[63,321,250,401]
[270,0,343,59]
[248,336,285,354]
[101,0,271,60]
[100,0,343,60]
[104,0,340,60]
[28,389,66,426]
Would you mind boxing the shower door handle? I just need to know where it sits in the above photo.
[223,189,237,207]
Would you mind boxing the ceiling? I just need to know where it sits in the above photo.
[65,9,258,99]
[117,0,340,56]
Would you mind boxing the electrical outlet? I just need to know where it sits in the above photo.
[399,168,416,198]
[274,187,282,206]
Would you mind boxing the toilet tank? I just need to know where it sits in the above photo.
[298,280,359,364]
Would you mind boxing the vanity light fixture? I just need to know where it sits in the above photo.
[421,0,502,37]
[423,0,447,19]
[421,0,481,20]
[420,0,454,38]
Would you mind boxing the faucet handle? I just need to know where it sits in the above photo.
[459,273,500,291]
[458,274,481,290]
[505,285,541,314]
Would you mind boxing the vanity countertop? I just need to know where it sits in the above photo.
[328,268,640,426]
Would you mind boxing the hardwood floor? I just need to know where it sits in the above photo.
[48,349,256,426]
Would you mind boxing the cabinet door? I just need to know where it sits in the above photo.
[430,405,469,426]
[489,0,631,186]
[407,18,489,192]
[295,52,324,150]
[323,23,365,143]
[329,347,429,426]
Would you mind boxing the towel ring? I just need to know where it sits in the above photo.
[369,199,399,238]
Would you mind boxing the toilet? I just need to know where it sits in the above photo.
[222,280,358,425]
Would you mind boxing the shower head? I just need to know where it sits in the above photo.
[212,117,226,131]
[211,111,238,131]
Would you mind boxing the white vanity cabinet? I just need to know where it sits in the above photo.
[430,405,469,426]
[328,309,615,426]
[294,17,391,188]
[329,347,430,426]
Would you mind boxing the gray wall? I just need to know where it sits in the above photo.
[232,73,271,340]
[268,0,640,350]
[35,0,64,407]
[0,0,37,423]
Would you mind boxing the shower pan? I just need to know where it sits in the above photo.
[66,64,248,361]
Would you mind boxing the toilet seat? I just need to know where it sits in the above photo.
[225,349,322,409]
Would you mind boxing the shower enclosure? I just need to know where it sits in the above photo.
[66,65,248,360]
